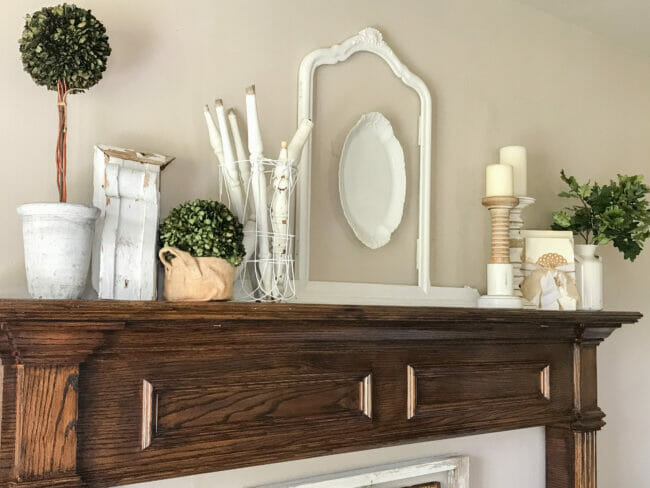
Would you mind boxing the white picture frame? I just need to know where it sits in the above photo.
[257,455,469,488]
[294,27,478,306]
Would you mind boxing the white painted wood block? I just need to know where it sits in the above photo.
[92,145,174,300]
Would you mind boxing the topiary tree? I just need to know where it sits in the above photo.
[19,4,111,202]
[159,200,246,267]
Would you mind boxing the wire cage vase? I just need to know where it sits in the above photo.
[219,158,297,302]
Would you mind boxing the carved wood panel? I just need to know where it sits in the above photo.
[140,372,373,450]
[77,351,382,485]
[0,301,641,488]
[407,361,551,421]
[15,366,78,478]
[546,425,598,488]
[75,341,573,487]
[1,365,82,488]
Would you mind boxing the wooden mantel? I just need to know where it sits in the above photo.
[0,301,641,488]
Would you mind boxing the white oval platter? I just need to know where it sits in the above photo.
[338,112,406,249]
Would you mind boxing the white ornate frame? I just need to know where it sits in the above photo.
[294,27,478,306]
[258,455,470,488]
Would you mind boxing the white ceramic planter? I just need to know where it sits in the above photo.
[575,244,603,310]
[18,203,99,299]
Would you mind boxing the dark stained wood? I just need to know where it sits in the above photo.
[0,317,124,487]
[6,476,84,488]
[545,327,607,488]
[408,361,551,419]
[546,426,597,488]
[1,365,83,488]
[148,370,373,441]
[0,300,641,488]
[0,299,639,325]
[15,366,78,478]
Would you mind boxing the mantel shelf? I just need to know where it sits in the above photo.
[0,298,640,324]
[0,299,641,488]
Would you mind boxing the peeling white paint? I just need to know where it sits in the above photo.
[92,145,174,300]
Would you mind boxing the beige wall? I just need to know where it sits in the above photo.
[1,0,649,486]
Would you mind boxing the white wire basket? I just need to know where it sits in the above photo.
[219,158,297,302]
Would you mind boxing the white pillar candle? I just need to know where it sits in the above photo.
[485,163,513,197]
[499,146,527,196]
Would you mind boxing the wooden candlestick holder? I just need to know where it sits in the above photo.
[483,196,519,263]
[509,196,535,298]
[478,195,523,309]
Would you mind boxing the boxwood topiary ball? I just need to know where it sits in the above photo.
[159,200,246,267]
[19,3,111,91]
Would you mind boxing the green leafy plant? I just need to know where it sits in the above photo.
[159,200,246,267]
[551,170,650,261]
[19,4,111,202]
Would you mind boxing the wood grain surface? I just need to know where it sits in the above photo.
[0,300,641,488]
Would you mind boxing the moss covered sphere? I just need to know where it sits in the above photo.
[19,4,111,91]
[159,200,246,267]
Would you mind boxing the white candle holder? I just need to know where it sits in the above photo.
[509,196,535,298]
[478,195,524,309]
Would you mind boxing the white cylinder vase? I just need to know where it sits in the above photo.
[18,203,99,299]
[575,244,603,310]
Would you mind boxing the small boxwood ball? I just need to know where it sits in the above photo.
[19,3,111,91]
[159,200,246,267]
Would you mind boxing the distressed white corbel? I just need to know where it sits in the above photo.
[92,145,174,300]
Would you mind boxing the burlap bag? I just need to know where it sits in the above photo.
[158,246,236,301]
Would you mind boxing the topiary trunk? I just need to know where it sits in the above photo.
[56,79,67,202]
